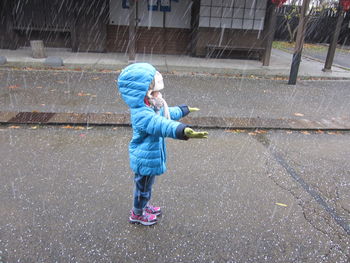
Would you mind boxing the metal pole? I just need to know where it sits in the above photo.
[128,0,136,62]
[288,0,310,85]
[323,7,344,72]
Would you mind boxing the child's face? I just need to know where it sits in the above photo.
[151,91,160,98]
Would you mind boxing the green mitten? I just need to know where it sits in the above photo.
[184,128,208,139]
[188,107,200,113]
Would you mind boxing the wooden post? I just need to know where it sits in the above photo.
[190,0,200,56]
[323,7,344,72]
[1,0,18,50]
[163,11,166,54]
[263,4,277,66]
[288,0,310,85]
[71,2,78,52]
[128,0,137,62]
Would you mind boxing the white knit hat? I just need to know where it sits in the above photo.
[153,71,164,91]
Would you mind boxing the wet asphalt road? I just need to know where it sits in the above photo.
[0,126,349,262]
[1,69,350,122]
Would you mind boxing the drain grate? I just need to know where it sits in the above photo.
[8,112,56,123]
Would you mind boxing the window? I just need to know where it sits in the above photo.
[199,0,267,30]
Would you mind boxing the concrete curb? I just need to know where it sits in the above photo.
[1,111,349,130]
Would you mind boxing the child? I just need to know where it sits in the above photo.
[117,63,208,226]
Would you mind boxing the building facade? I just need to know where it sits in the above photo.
[1,0,275,60]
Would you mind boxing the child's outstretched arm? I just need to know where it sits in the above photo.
[132,108,188,140]
[132,107,208,140]
[168,105,200,121]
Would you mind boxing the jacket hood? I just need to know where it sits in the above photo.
[117,63,156,108]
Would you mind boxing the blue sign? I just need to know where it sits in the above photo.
[160,0,171,12]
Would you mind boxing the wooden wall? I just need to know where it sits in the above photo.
[107,25,191,55]
[194,28,266,57]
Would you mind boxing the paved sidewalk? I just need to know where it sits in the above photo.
[1,47,350,78]
[274,43,350,70]
[1,48,350,130]
[1,69,350,130]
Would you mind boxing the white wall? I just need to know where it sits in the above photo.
[109,0,192,29]
[138,0,164,28]
[165,0,192,28]
[199,0,267,30]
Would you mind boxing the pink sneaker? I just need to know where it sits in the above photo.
[145,205,162,216]
[129,210,157,226]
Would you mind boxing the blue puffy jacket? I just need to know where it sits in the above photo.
[117,63,189,176]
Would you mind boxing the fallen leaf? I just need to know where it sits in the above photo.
[77,92,91,96]
[9,126,20,129]
[294,113,304,117]
[272,77,284,80]
[36,86,43,89]
[315,130,324,134]
[248,132,257,136]
[286,131,293,134]
[8,85,19,89]
[226,129,245,133]
[301,131,310,135]
[255,130,267,134]
[74,126,85,130]
[30,126,38,130]
[327,131,339,135]
[276,203,288,207]
[62,125,73,129]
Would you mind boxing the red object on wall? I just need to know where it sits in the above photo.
[272,0,288,8]
[340,0,350,12]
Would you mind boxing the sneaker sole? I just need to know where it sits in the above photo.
[129,217,157,226]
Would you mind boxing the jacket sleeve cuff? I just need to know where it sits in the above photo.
[178,105,190,117]
[175,123,189,140]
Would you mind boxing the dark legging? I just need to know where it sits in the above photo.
[133,174,156,215]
